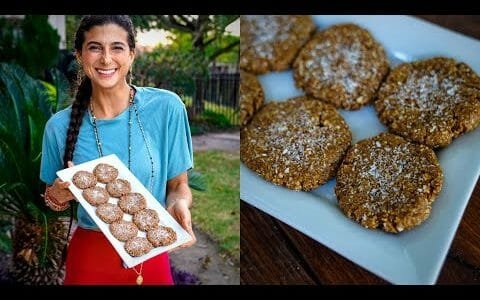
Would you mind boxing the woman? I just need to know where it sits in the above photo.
[40,15,196,285]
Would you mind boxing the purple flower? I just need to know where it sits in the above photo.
[171,265,200,285]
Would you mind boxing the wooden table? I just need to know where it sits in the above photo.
[240,15,480,284]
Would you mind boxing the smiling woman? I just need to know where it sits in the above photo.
[40,15,196,285]
[79,24,134,94]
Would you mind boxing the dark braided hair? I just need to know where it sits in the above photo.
[63,15,136,167]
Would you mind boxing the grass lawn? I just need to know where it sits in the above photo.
[183,96,240,126]
[190,150,239,264]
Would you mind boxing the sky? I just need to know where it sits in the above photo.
[136,17,240,48]
[136,29,173,47]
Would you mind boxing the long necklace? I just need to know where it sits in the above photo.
[89,87,155,285]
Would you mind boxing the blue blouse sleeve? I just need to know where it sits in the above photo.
[166,100,194,180]
[40,119,64,185]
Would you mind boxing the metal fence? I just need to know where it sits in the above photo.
[190,70,240,126]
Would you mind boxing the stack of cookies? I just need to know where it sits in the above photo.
[240,16,480,233]
[72,163,177,257]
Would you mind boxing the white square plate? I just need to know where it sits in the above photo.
[240,15,480,284]
[57,154,192,268]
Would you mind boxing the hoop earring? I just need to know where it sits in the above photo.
[76,64,84,86]
[129,66,133,86]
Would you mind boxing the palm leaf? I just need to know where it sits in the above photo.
[48,68,70,113]
[0,63,64,221]
[0,232,12,252]
[0,189,22,219]
[0,63,40,185]
[39,81,56,113]
[0,61,71,281]
[0,64,27,145]
[188,170,207,191]
[26,103,48,166]
[0,130,24,184]
[0,183,30,216]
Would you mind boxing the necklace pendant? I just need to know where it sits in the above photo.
[136,274,143,285]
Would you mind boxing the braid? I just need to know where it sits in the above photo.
[63,77,91,168]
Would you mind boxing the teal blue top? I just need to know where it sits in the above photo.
[40,87,194,230]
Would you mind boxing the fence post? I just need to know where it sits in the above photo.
[193,77,205,116]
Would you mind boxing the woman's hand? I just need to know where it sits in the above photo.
[167,198,196,249]
[49,161,76,204]
[166,172,196,250]
[50,178,75,204]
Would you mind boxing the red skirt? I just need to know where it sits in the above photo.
[64,227,174,285]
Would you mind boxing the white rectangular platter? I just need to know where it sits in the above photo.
[57,154,192,268]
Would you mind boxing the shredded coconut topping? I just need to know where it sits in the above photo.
[113,222,135,234]
[351,138,434,213]
[361,143,408,203]
[110,220,137,240]
[243,15,293,60]
[150,226,172,239]
[97,203,122,220]
[73,171,95,188]
[304,39,366,94]
[134,209,159,231]
[387,70,462,117]
[90,189,102,198]
[120,193,146,214]
[255,104,334,166]
[125,237,152,256]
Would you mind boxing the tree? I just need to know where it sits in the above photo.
[132,15,239,62]
[0,16,60,80]
[131,15,239,115]
[65,15,83,51]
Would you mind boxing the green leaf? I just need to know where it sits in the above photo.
[188,170,207,191]
[0,63,28,145]
[39,80,57,108]
[38,211,48,266]
[17,15,60,78]
[47,68,71,112]
[0,231,12,253]
[0,190,22,218]
[0,131,23,183]
[25,201,42,222]
[0,59,72,280]
[0,63,66,223]
[26,102,48,164]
